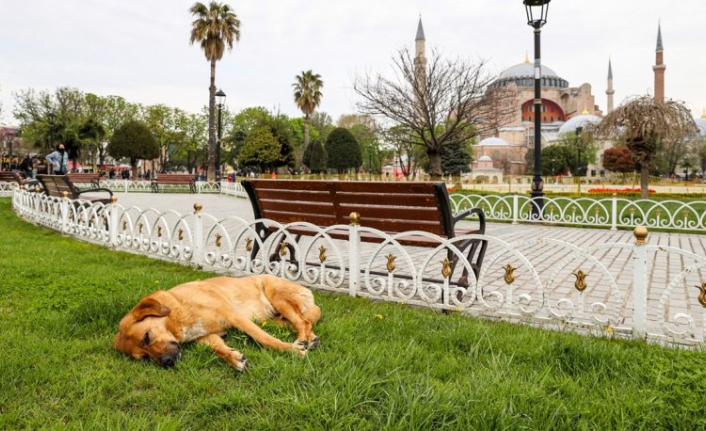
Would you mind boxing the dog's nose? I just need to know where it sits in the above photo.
[161,356,176,368]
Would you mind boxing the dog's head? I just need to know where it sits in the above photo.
[114,294,181,367]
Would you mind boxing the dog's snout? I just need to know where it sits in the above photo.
[159,343,181,368]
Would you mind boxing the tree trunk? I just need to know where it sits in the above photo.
[207,59,217,182]
[304,114,310,149]
[427,149,442,180]
[640,162,650,199]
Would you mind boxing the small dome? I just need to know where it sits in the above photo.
[558,114,602,135]
[477,137,509,146]
[695,117,706,136]
[478,155,492,162]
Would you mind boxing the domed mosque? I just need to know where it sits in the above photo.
[479,53,605,176]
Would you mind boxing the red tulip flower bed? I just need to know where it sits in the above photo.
[587,187,656,194]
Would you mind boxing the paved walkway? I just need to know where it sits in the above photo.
[111,191,671,247]
[111,192,706,337]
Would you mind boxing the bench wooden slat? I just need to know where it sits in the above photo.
[250,189,334,203]
[336,193,440,207]
[261,211,338,226]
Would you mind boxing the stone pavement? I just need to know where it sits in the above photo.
[111,192,706,334]
[111,191,677,249]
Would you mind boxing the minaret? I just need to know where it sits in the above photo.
[414,16,426,88]
[606,58,615,113]
[653,22,666,102]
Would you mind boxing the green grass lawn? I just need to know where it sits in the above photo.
[1,197,705,430]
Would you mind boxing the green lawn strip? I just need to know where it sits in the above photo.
[1,198,705,429]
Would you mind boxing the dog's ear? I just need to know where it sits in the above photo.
[133,297,171,322]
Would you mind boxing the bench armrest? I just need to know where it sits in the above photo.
[76,187,114,198]
[453,207,485,234]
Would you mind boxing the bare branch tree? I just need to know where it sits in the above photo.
[354,48,514,178]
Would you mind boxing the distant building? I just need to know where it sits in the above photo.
[412,19,701,179]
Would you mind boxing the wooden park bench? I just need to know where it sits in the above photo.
[151,173,196,193]
[66,172,100,188]
[241,179,487,285]
[37,175,113,205]
[0,171,40,190]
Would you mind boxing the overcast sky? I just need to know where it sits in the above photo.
[1,0,705,126]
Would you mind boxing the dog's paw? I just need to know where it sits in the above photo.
[226,350,248,371]
[308,336,321,349]
[235,355,249,372]
[292,340,308,357]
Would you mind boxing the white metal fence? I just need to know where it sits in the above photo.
[11,188,706,348]
[6,179,706,232]
[451,193,706,232]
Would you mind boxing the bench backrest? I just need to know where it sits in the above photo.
[242,180,454,237]
[0,171,25,184]
[67,173,99,185]
[37,175,80,199]
[154,174,195,183]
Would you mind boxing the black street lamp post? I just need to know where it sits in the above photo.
[215,89,226,180]
[575,126,583,193]
[524,0,551,218]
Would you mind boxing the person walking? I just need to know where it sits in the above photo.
[45,144,69,175]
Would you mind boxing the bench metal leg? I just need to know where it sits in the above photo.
[446,238,488,301]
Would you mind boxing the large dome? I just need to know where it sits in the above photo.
[558,114,602,135]
[492,61,569,89]
[498,62,561,80]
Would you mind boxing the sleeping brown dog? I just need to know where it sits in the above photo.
[114,275,321,370]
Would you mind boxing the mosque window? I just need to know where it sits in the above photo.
[550,116,554,122]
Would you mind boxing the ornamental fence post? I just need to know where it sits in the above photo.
[611,193,618,230]
[109,196,119,247]
[632,226,649,338]
[348,212,361,297]
[61,192,70,234]
[192,203,204,267]
[512,193,519,225]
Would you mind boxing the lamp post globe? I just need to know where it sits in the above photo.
[215,89,226,180]
[523,0,550,219]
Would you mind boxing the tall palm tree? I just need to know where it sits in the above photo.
[293,71,324,156]
[189,1,240,181]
